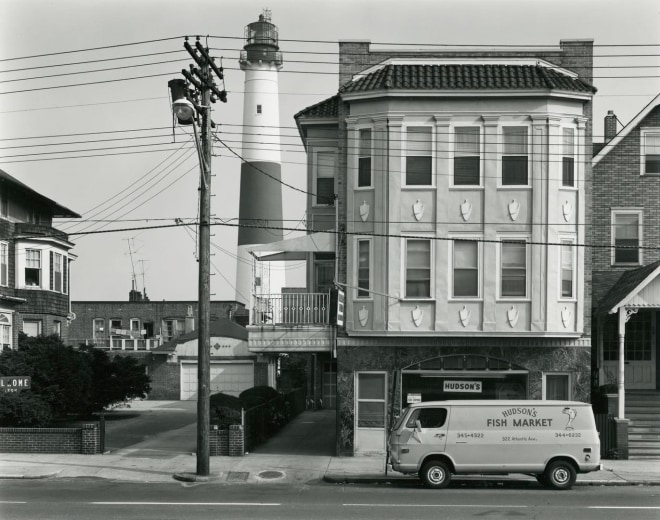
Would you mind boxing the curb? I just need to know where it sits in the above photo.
[0,471,61,480]
[322,475,660,486]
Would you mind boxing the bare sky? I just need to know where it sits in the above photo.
[0,0,658,302]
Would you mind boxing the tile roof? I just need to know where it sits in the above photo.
[294,94,340,120]
[340,64,596,94]
[596,260,660,315]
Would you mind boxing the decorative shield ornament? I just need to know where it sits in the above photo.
[562,200,573,222]
[358,305,369,327]
[359,201,370,222]
[460,199,472,222]
[506,305,519,328]
[508,199,520,221]
[413,199,424,221]
[561,306,572,328]
[459,305,471,327]
[412,305,424,327]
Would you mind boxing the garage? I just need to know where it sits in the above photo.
[180,362,255,400]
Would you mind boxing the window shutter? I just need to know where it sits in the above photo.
[50,251,54,291]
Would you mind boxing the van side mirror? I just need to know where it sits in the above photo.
[415,419,422,432]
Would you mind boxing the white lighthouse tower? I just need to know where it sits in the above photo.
[235,10,286,307]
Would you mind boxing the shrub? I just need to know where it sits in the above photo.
[0,393,53,427]
[239,386,280,410]
[210,392,242,427]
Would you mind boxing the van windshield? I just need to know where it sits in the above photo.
[391,408,409,431]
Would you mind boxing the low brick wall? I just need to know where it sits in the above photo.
[0,423,101,454]
[209,425,244,456]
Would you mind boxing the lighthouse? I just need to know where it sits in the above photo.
[235,10,286,306]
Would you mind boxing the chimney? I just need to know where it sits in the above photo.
[605,110,618,142]
[184,305,195,333]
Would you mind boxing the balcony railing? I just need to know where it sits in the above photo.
[75,338,160,351]
[252,293,330,326]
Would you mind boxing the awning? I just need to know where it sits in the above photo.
[248,232,335,261]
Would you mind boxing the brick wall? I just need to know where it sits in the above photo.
[0,423,101,454]
[592,106,660,304]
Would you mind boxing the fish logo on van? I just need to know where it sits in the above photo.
[562,407,577,430]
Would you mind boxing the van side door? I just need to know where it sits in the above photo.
[402,407,449,468]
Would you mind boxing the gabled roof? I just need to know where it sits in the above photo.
[339,64,596,95]
[0,168,81,218]
[597,260,660,315]
[593,92,660,167]
[151,318,248,353]
[294,94,340,120]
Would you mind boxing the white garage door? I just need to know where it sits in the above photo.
[180,362,254,400]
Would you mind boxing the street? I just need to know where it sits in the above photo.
[1,479,659,520]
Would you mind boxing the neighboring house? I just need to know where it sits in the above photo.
[592,94,660,458]
[248,40,596,455]
[69,292,257,400]
[0,168,80,349]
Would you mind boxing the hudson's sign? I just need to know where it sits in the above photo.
[0,376,31,393]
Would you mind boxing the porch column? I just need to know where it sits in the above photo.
[617,307,626,419]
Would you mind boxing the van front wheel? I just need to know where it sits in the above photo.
[420,460,451,489]
[544,460,576,490]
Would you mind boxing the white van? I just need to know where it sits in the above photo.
[388,400,601,490]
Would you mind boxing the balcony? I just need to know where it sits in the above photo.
[74,337,160,351]
[248,292,333,354]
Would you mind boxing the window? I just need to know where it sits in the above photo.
[562,128,575,187]
[93,318,105,339]
[163,319,185,342]
[453,239,479,297]
[357,373,386,428]
[405,127,432,186]
[502,126,528,185]
[603,311,653,361]
[454,127,480,185]
[0,191,7,218]
[641,129,660,175]
[53,320,61,337]
[357,240,370,298]
[544,373,571,400]
[560,239,575,298]
[358,128,372,187]
[0,313,11,351]
[256,104,262,114]
[130,319,140,333]
[25,249,41,287]
[315,151,336,205]
[501,239,527,297]
[406,408,448,429]
[23,319,41,337]
[50,252,64,293]
[612,211,642,265]
[405,239,431,298]
[110,319,122,331]
[0,242,7,287]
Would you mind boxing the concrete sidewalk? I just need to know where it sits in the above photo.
[1,401,659,486]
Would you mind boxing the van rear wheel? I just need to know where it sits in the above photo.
[544,460,576,490]
[420,460,451,489]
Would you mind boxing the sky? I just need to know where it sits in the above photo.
[0,0,658,302]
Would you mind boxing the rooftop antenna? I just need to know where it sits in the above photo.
[124,237,138,292]
[138,259,148,298]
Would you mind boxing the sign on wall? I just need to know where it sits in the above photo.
[407,393,422,404]
[443,380,482,393]
[0,376,31,393]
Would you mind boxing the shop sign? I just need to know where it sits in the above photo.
[407,393,422,404]
[0,376,31,393]
[444,380,482,393]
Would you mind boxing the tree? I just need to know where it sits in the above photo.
[0,334,151,426]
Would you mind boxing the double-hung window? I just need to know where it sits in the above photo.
[641,129,660,175]
[357,239,370,298]
[560,239,575,298]
[502,126,528,185]
[358,129,372,188]
[405,127,432,186]
[405,239,431,298]
[0,242,7,287]
[315,151,336,205]
[454,127,480,185]
[50,252,64,293]
[25,249,41,287]
[453,239,479,297]
[562,128,575,187]
[500,239,527,297]
[612,210,642,265]
[0,313,11,351]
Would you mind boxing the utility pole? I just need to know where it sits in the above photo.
[168,37,226,478]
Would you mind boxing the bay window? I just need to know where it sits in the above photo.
[502,126,528,185]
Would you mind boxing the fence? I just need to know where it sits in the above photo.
[595,413,617,459]
[242,388,306,452]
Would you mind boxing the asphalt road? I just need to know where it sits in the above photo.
[1,480,659,520]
